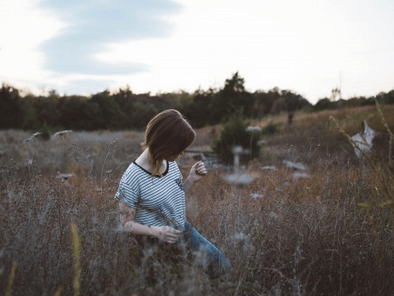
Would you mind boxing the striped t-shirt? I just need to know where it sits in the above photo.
[115,160,186,230]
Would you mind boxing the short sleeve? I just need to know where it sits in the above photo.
[115,183,139,208]
[173,161,183,179]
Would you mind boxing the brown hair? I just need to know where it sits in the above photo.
[141,109,196,176]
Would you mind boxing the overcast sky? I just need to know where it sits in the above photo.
[1,0,394,103]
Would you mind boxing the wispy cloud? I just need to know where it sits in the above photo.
[39,0,182,75]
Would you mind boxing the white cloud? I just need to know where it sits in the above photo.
[0,0,66,91]
[1,0,394,102]
[96,0,373,100]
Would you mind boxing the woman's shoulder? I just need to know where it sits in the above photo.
[121,161,145,183]
[168,161,181,175]
[116,162,142,200]
[125,161,139,173]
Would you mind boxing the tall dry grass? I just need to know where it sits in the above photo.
[1,104,394,295]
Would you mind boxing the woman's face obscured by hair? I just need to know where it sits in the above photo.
[164,151,185,162]
[143,109,195,162]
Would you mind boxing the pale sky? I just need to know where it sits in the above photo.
[1,0,394,103]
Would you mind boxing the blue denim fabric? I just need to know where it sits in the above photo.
[183,221,231,278]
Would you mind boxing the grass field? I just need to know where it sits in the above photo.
[1,104,394,295]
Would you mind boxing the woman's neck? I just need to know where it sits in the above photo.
[135,149,167,175]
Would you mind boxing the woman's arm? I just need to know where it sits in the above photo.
[183,161,207,194]
[119,201,181,244]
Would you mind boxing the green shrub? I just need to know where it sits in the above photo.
[212,115,261,164]
[261,122,281,135]
[39,121,51,141]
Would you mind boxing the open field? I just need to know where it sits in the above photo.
[1,104,394,295]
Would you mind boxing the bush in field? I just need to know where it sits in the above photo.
[261,121,281,135]
[39,122,51,141]
[212,114,261,164]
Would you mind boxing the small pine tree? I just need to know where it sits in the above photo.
[40,121,51,141]
[212,115,261,164]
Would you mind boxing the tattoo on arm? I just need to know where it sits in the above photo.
[119,210,132,217]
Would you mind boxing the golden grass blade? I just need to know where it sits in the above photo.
[374,98,394,165]
[70,222,81,296]
[5,261,18,296]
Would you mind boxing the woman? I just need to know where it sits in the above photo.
[115,109,231,278]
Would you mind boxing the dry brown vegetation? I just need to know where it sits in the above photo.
[1,104,394,295]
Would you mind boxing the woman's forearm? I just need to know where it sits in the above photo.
[122,221,182,243]
[123,220,159,238]
[183,176,195,194]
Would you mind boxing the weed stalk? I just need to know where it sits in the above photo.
[70,222,81,296]
[5,261,17,296]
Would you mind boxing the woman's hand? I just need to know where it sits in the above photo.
[188,161,207,183]
[154,226,182,244]
[183,161,207,193]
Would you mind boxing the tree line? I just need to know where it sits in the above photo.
[1,72,394,132]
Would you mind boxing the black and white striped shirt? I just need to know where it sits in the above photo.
[115,161,186,230]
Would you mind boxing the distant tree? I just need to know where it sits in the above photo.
[129,101,158,129]
[270,97,287,114]
[224,71,245,92]
[209,72,253,124]
[22,96,40,130]
[112,87,135,128]
[48,89,59,98]
[386,90,394,104]
[57,96,101,130]
[313,98,336,111]
[281,89,311,112]
[343,97,372,108]
[0,84,24,129]
[265,88,310,114]
[172,90,193,112]
[375,92,386,104]
[331,88,341,101]
[182,88,214,128]
[34,96,60,127]
[150,92,179,111]
[90,91,125,130]
[83,101,101,130]
[377,90,394,104]
[251,88,280,118]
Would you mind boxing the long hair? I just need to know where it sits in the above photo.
[141,109,196,176]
